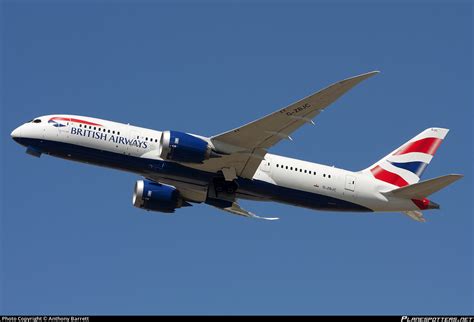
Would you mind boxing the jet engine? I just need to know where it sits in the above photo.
[132,179,190,213]
[159,130,213,163]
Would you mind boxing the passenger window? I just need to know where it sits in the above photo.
[108,130,110,133]
[328,175,331,178]
[113,131,115,134]
[286,166,288,169]
[304,170,307,173]
[118,132,120,135]
[290,167,293,170]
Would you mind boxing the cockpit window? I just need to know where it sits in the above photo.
[33,119,42,123]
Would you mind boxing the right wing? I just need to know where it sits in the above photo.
[192,71,379,179]
[211,71,379,151]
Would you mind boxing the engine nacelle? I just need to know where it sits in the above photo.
[159,130,212,163]
[132,180,186,213]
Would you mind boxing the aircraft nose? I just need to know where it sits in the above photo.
[11,126,22,140]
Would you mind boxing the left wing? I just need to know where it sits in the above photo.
[143,174,278,220]
[193,71,379,179]
[207,199,279,220]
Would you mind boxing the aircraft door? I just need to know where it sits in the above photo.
[128,129,142,156]
[58,119,71,138]
[345,175,356,192]
[48,117,69,139]
[261,157,271,173]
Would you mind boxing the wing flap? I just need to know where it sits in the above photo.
[207,198,279,220]
[221,202,279,221]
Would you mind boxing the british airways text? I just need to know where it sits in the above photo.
[70,127,148,149]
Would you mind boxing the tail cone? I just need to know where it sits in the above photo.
[412,198,440,210]
[427,200,440,210]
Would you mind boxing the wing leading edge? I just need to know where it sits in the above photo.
[205,71,379,178]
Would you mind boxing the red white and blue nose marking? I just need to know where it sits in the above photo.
[48,118,66,127]
[48,117,103,128]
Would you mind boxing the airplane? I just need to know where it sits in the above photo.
[10,71,463,222]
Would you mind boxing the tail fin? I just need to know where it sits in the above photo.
[362,128,449,187]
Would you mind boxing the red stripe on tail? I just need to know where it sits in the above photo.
[394,137,442,156]
[370,165,409,187]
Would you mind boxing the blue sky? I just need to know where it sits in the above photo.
[1,1,472,315]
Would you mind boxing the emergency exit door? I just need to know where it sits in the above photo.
[345,175,356,192]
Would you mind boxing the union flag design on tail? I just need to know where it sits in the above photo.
[364,128,449,187]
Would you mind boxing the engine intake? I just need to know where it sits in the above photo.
[132,179,189,213]
[159,130,212,163]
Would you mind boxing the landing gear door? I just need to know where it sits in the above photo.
[345,175,356,192]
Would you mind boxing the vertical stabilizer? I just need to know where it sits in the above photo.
[362,128,449,187]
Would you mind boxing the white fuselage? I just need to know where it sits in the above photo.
[11,114,422,214]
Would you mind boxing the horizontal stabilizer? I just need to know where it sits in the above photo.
[384,174,463,199]
[403,210,426,223]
